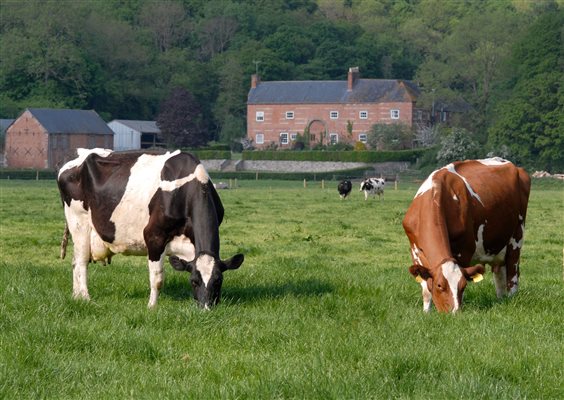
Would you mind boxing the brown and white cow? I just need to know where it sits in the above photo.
[57,148,244,309]
[402,158,530,312]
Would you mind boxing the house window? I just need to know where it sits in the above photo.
[290,133,297,141]
[359,111,368,119]
[390,109,400,119]
[286,111,294,120]
[280,132,289,145]
[358,133,367,143]
[330,111,339,119]
[256,133,264,144]
[256,111,264,122]
[329,133,339,145]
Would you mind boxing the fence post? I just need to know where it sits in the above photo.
[321,179,325,189]
[36,170,39,181]
[256,172,259,180]
[303,179,307,188]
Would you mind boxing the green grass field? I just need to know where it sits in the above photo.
[1,178,563,399]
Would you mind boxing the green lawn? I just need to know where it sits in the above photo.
[0,178,563,399]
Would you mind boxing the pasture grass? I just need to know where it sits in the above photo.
[0,178,563,399]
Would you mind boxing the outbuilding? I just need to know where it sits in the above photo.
[5,108,113,169]
[107,119,163,151]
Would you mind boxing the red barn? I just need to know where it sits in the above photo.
[5,108,113,169]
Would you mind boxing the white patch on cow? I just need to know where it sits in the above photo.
[148,255,165,308]
[415,170,439,197]
[159,163,209,191]
[421,280,432,312]
[519,214,524,221]
[58,148,113,177]
[166,234,196,262]
[441,260,463,312]
[473,223,507,264]
[452,194,458,201]
[445,163,483,205]
[196,254,215,287]
[509,270,519,296]
[110,151,180,251]
[477,157,509,166]
[411,245,423,265]
[509,236,523,251]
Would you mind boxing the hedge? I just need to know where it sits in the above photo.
[209,167,373,181]
[182,149,231,160]
[0,169,58,180]
[242,149,428,163]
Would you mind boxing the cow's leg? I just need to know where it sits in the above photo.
[492,264,507,298]
[364,192,368,201]
[420,281,432,312]
[145,228,167,308]
[147,255,165,308]
[505,223,525,296]
[64,206,91,300]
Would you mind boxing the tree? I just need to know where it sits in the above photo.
[488,10,564,172]
[367,123,413,150]
[157,87,207,148]
[436,128,480,165]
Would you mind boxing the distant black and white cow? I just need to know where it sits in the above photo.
[337,180,352,199]
[57,148,244,309]
[360,178,385,200]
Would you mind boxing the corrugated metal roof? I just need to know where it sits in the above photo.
[248,79,420,104]
[28,108,113,135]
[110,120,160,134]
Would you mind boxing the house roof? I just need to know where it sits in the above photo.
[1,119,15,132]
[248,79,420,105]
[26,108,113,135]
[109,120,160,134]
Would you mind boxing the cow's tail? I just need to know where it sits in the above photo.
[60,222,69,260]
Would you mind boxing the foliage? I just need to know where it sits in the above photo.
[488,10,564,172]
[156,87,207,148]
[242,149,428,163]
[1,180,563,398]
[436,128,481,165]
[367,123,414,150]
[0,0,561,170]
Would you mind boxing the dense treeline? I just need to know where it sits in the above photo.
[0,0,562,170]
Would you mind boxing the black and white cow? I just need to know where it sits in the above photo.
[360,177,385,200]
[57,148,244,309]
[337,180,352,199]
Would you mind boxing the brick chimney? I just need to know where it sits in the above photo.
[347,67,359,91]
[251,74,260,88]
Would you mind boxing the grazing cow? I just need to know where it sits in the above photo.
[338,180,352,199]
[57,148,244,309]
[360,178,385,200]
[402,158,530,313]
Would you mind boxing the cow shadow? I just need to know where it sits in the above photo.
[158,275,334,305]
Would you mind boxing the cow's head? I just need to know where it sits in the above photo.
[409,261,485,313]
[169,253,244,309]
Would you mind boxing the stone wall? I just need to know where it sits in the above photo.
[201,159,410,175]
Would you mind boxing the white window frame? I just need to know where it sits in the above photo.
[358,133,367,143]
[256,111,264,122]
[359,111,368,119]
[330,111,339,120]
[390,109,400,119]
[280,132,289,145]
[290,133,297,141]
[329,133,339,145]
[285,111,294,120]
[255,133,264,144]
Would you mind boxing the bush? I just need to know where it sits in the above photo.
[242,149,428,163]
[436,128,480,165]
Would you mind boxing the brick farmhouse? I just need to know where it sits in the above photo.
[5,108,113,169]
[246,67,429,149]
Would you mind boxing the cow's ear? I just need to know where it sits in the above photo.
[461,264,486,283]
[220,254,244,271]
[409,264,431,281]
[169,256,192,272]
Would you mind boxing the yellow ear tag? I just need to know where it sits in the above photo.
[415,275,423,283]
[471,273,484,283]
